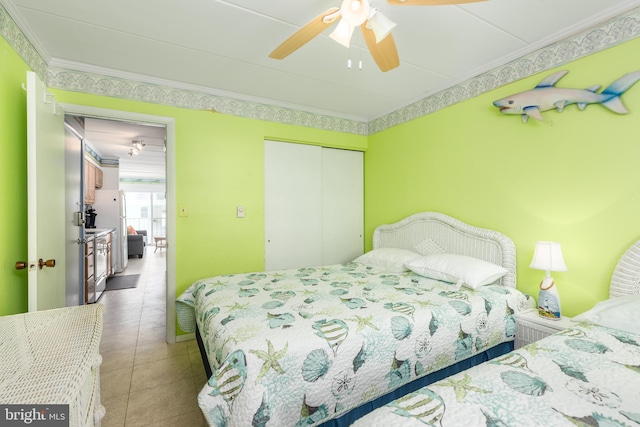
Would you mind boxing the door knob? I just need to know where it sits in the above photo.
[15,261,28,270]
[38,259,56,269]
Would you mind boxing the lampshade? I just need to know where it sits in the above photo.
[366,9,397,43]
[329,19,355,48]
[530,241,568,275]
[340,0,370,27]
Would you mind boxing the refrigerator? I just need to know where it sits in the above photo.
[92,189,128,273]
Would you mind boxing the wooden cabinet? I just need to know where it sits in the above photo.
[95,166,103,188]
[84,237,95,304]
[84,159,96,205]
[84,159,104,203]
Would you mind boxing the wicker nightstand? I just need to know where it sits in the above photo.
[515,309,575,349]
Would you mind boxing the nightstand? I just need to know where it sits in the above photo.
[515,309,575,349]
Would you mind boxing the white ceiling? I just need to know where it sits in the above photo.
[81,117,167,181]
[6,0,640,121]
[4,0,640,178]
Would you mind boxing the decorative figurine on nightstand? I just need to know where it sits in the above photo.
[529,241,568,320]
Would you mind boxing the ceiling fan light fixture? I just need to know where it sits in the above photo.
[366,9,397,43]
[329,19,354,48]
[340,0,370,26]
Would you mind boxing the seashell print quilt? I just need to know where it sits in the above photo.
[352,323,640,426]
[176,262,533,426]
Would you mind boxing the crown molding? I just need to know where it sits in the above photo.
[1,2,638,136]
[0,1,47,79]
[48,57,370,124]
[46,67,369,136]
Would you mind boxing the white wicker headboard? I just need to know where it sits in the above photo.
[373,212,516,288]
[609,240,640,298]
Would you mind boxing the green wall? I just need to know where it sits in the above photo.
[0,35,29,315]
[2,31,639,320]
[0,38,366,316]
[365,38,640,317]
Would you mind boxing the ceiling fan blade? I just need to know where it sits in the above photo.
[361,24,399,73]
[387,0,486,5]
[269,7,341,60]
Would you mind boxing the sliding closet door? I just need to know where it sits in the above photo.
[265,140,363,271]
[264,141,322,270]
[322,148,363,265]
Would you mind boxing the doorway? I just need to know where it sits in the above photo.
[62,103,177,343]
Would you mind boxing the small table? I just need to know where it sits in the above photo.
[154,236,167,253]
[515,309,575,349]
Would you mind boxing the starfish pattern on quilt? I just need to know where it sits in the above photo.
[250,339,288,383]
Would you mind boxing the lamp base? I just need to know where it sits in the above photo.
[537,277,561,320]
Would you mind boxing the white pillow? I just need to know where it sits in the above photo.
[405,254,508,289]
[573,295,640,335]
[354,248,421,273]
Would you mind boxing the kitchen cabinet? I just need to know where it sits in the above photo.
[95,166,103,188]
[84,159,104,203]
[84,159,95,205]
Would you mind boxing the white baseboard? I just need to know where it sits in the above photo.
[175,333,195,342]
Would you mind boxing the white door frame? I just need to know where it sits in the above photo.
[61,103,177,343]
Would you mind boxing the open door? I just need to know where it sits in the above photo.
[17,71,67,311]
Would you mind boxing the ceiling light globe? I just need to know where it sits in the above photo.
[366,9,397,43]
[340,0,370,27]
[329,19,355,48]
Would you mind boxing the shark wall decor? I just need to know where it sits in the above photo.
[493,70,640,123]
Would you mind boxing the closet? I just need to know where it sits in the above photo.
[264,140,363,271]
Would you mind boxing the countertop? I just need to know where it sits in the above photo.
[84,227,115,237]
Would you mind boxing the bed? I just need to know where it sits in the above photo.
[352,239,640,427]
[175,212,535,426]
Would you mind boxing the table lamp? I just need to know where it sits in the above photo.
[530,241,568,320]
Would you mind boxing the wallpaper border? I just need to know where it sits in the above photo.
[1,3,638,136]
[0,1,47,78]
[368,9,640,134]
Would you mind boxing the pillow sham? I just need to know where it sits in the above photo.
[572,295,640,335]
[405,253,508,289]
[354,248,421,273]
[412,238,446,256]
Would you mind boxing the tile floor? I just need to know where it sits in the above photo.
[98,249,207,427]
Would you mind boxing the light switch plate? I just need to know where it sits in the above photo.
[237,206,245,218]
[178,203,188,217]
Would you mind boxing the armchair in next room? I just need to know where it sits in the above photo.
[127,229,147,258]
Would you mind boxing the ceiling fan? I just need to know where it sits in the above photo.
[269,0,486,72]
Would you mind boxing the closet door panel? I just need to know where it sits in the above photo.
[264,141,322,271]
[322,148,364,265]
